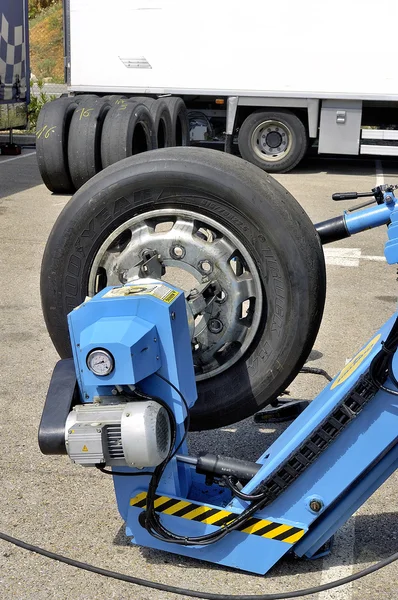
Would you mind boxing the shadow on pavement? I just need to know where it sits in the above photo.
[0,152,43,199]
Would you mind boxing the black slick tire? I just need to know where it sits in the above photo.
[40,148,325,431]
[100,102,154,168]
[36,97,78,194]
[162,97,190,146]
[67,97,111,190]
[238,109,308,173]
[128,97,173,148]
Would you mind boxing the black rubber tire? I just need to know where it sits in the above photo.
[101,95,127,106]
[161,97,190,146]
[100,102,154,168]
[73,94,98,104]
[238,109,308,173]
[128,97,173,148]
[36,97,78,194]
[40,148,325,430]
[67,97,111,190]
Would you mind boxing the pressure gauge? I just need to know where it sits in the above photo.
[86,349,114,376]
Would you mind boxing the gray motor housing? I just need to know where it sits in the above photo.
[65,400,171,468]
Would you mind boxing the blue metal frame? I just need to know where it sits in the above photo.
[66,188,398,575]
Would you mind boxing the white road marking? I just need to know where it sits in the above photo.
[0,151,36,164]
[376,160,384,186]
[324,248,385,267]
[319,518,356,600]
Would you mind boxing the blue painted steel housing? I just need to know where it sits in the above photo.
[68,280,197,407]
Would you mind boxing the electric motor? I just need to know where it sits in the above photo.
[65,400,171,468]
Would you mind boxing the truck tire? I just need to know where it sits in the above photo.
[41,147,326,431]
[162,97,190,146]
[100,102,154,168]
[128,97,173,148]
[67,97,111,189]
[36,97,78,194]
[238,110,308,173]
[101,95,127,106]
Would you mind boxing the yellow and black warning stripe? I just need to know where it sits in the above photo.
[130,492,305,544]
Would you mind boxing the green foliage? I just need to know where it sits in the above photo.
[28,80,56,130]
[37,57,57,78]
[28,1,61,20]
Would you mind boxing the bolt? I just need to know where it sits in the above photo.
[125,413,130,417]
[77,343,80,347]
[85,393,89,399]
[171,312,176,320]
[309,499,323,513]
[208,318,223,334]
[96,428,101,433]
[111,388,118,396]
[156,355,159,360]
[385,195,394,204]
[154,337,157,342]
[68,429,73,435]
[190,288,199,297]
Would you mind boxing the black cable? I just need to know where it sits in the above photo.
[0,530,397,599]
[299,366,333,382]
[154,372,191,456]
[141,384,270,545]
[222,476,267,501]
[95,465,153,477]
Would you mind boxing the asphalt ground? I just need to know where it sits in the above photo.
[0,150,397,600]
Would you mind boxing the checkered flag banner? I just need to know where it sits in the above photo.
[0,12,27,102]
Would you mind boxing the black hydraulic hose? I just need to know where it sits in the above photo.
[0,531,397,600]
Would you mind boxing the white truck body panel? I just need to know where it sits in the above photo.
[68,0,398,99]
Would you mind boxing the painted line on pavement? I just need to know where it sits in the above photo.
[376,160,384,186]
[0,151,36,165]
[324,248,385,267]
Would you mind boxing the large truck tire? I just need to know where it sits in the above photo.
[67,97,111,190]
[41,147,326,431]
[100,102,154,168]
[162,97,190,146]
[129,97,173,148]
[36,97,78,194]
[238,109,308,173]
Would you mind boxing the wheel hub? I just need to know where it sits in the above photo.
[88,209,263,381]
[252,120,292,162]
[266,130,283,149]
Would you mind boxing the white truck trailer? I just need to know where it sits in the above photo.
[60,0,398,173]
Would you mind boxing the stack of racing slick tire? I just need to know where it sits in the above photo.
[36,95,190,194]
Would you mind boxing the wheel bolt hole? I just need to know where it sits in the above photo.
[215,289,227,303]
[170,245,186,260]
[199,260,213,274]
[208,318,223,334]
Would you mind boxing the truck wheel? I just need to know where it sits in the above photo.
[41,147,325,431]
[67,97,111,190]
[36,97,78,194]
[238,110,308,173]
[162,97,190,146]
[128,97,173,148]
[101,102,154,168]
